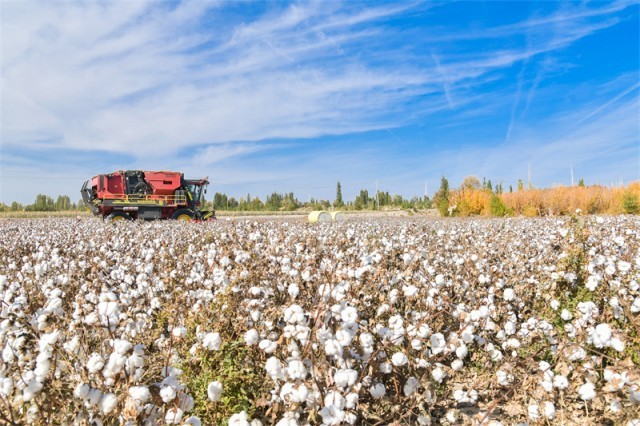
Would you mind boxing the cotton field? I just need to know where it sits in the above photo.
[1,215,639,425]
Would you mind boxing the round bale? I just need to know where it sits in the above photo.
[308,210,331,223]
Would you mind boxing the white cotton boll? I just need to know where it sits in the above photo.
[435,274,445,285]
[74,383,90,399]
[228,411,250,426]
[561,309,573,321]
[403,285,419,297]
[87,388,102,406]
[172,326,187,339]
[543,401,556,419]
[550,300,560,310]
[503,288,515,301]
[335,329,354,347]
[591,323,612,348]
[324,339,343,357]
[160,385,177,403]
[287,283,299,298]
[341,306,359,324]
[265,357,284,381]
[539,361,551,372]
[404,377,419,396]
[334,369,358,388]
[99,393,118,414]
[319,405,345,425]
[128,386,150,402]
[86,353,105,374]
[184,416,202,426]
[609,337,625,352]
[430,333,446,354]
[324,391,346,410]
[113,339,132,355]
[208,381,223,401]
[451,359,463,371]
[244,329,259,346]
[379,362,393,374]
[568,347,586,361]
[369,383,386,399]
[579,382,596,400]
[411,338,423,351]
[259,339,277,354]
[360,333,374,348]
[553,375,569,390]
[392,352,408,367]
[165,407,184,424]
[496,370,513,386]
[456,344,468,359]
[0,377,13,397]
[203,332,222,351]
[528,404,540,420]
[286,359,307,380]
[22,380,43,402]
[432,367,445,383]
[345,392,359,409]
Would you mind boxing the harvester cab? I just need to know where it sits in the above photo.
[81,170,215,222]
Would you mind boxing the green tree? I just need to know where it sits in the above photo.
[433,176,450,217]
[517,179,524,191]
[578,178,585,187]
[334,182,344,208]
[622,190,639,214]
[489,194,510,217]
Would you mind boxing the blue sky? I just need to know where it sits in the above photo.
[1,0,638,204]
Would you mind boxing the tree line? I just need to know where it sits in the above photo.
[2,177,638,216]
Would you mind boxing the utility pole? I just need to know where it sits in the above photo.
[570,163,574,187]
[375,180,379,210]
[424,180,428,198]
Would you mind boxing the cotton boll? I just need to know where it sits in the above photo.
[184,416,202,426]
[379,362,393,374]
[456,344,468,359]
[287,283,299,298]
[591,323,612,348]
[432,367,445,383]
[265,357,284,381]
[561,309,573,321]
[202,332,222,351]
[609,337,625,352]
[369,383,386,399]
[74,383,90,399]
[128,386,150,402]
[99,393,118,415]
[579,382,596,400]
[208,381,223,401]
[334,369,357,389]
[244,329,259,346]
[86,353,105,374]
[451,359,463,371]
[324,391,346,410]
[528,404,540,420]
[553,375,569,390]
[160,385,177,403]
[345,392,359,409]
[404,377,419,396]
[165,408,184,424]
[286,359,307,380]
[0,377,13,397]
[259,339,277,354]
[543,401,556,419]
[172,326,187,339]
[391,352,408,367]
[503,289,515,301]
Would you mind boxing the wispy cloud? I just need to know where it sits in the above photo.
[0,1,637,203]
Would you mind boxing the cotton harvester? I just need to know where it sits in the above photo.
[81,170,215,221]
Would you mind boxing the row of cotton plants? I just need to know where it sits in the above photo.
[0,215,638,425]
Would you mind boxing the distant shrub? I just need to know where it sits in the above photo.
[523,205,538,217]
[622,190,639,214]
[489,194,510,217]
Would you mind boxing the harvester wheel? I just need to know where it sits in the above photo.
[172,209,194,222]
[106,212,132,222]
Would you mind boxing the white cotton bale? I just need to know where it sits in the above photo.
[330,211,346,222]
[308,211,331,223]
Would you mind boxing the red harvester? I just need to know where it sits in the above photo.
[80,170,215,221]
